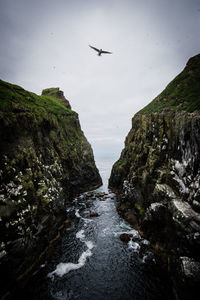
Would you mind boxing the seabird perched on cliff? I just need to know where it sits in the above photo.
[89,45,112,56]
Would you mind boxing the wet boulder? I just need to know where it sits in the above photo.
[90,211,99,217]
[120,233,132,242]
[96,192,107,198]
[86,192,93,199]
[170,199,200,233]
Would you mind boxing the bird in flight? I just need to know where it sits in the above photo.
[89,45,112,56]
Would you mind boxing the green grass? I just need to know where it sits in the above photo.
[0,80,76,119]
[134,203,144,216]
[42,87,60,96]
[138,54,200,115]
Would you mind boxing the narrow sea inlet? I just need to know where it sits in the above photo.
[20,158,173,300]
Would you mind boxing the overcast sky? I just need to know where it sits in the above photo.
[0,0,200,162]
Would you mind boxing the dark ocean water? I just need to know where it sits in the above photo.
[20,157,173,300]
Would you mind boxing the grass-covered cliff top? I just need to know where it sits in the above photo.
[41,87,71,109]
[42,87,61,97]
[0,79,75,118]
[138,53,200,115]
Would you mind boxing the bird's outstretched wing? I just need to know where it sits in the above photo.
[101,50,112,54]
[89,45,100,52]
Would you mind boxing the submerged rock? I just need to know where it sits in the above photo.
[120,233,132,242]
[109,54,200,299]
[90,211,99,217]
[0,80,102,298]
[96,192,107,198]
[86,192,93,198]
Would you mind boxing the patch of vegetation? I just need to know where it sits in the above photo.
[42,87,60,97]
[0,80,75,122]
[134,203,144,216]
[124,201,131,208]
[114,157,127,170]
[0,80,90,172]
[138,54,200,115]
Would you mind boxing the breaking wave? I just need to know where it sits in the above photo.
[48,227,94,278]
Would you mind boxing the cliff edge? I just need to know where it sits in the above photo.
[0,80,102,298]
[109,54,200,300]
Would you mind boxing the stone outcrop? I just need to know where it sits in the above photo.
[109,54,200,300]
[0,80,102,298]
[41,87,71,109]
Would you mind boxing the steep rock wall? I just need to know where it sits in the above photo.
[109,54,200,300]
[0,80,102,298]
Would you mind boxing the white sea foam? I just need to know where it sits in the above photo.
[75,209,92,222]
[48,240,94,278]
[75,209,81,218]
[101,228,110,236]
[76,229,85,239]
[78,248,92,265]
[82,217,92,222]
[66,207,73,212]
[48,262,80,277]
[141,239,150,246]
[48,225,95,279]
[119,221,132,230]
[85,240,94,250]
[129,229,141,239]
[142,252,155,264]
[128,240,140,251]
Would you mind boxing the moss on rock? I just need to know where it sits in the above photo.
[0,80,102,298]
[109,54,200,300]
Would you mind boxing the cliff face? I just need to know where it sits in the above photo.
[109,54,200,299]
[0,80,102,298]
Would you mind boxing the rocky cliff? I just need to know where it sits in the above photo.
[109,54,200,300]
[0,80,102,298]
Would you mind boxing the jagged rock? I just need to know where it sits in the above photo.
[173,256,200,300]
[170,200,200,232]
[96,192,107,198]
[0,80,102,298]
[144,203,167,222]
[109,54,200,299]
